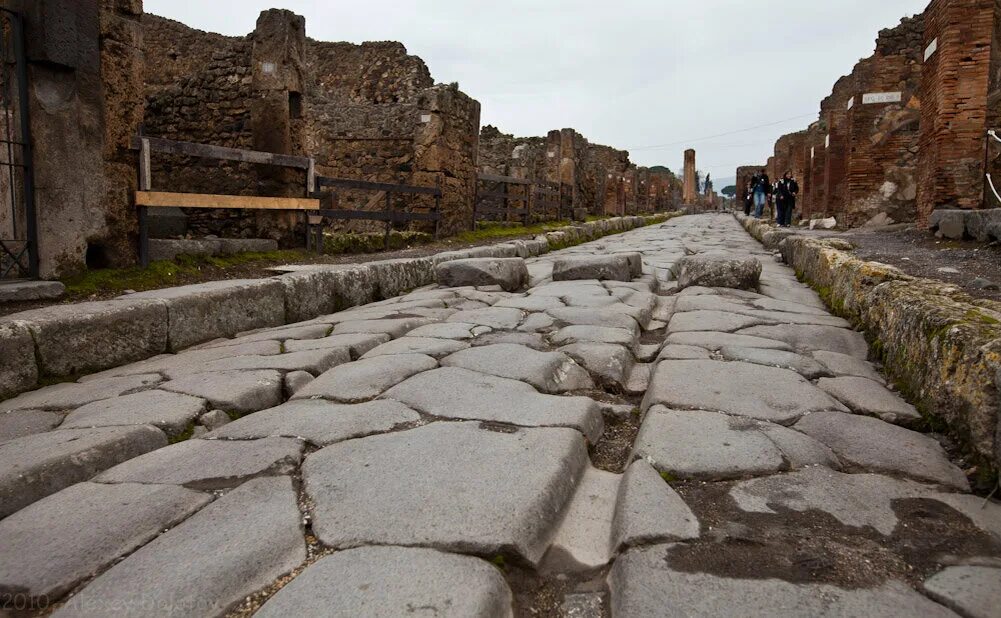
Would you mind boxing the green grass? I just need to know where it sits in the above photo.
[453,220,572,244]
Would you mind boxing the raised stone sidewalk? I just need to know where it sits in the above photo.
[0,214,998,616]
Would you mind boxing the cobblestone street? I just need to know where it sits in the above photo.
[1,214,999,617]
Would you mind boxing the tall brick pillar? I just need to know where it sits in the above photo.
[683,149,696,204]
[250,9,306,242]
[917,0,994,223]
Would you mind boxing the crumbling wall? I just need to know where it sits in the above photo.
[918,0,994,223]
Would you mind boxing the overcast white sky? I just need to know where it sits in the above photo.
[146,0,927,185]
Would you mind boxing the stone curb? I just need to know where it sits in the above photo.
[0,214,679,400]
[734,212,1001,473]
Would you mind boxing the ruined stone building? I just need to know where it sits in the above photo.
[746,1,1000,228]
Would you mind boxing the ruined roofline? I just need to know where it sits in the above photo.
[142,13,249,42]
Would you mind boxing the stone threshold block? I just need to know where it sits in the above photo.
[435,257,529,292]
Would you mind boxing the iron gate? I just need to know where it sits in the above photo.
[0,8,35,279]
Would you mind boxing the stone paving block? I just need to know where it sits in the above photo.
[674,256,761,290]
[719,346,830,379]
[293,354,437,402]
[402,321,491,340]
[283,332,390,358]
[445,306,524,330]
[668,310,767,333]
[794,410,968,490]
[1,373,162,412]
[518,311,557,332]
[442,344,593,393]
[332,317,433,338]
[0,321,37,399]
[0,482,211,602]
[0,279,64,302]
[0,425,167,519]
[472,331,549,350]
[54,476,306,618]
[545,466,620,571]
[558,343,635,389]
[812,350,886,383]
[730,466,957,535]
[435,257,529,292]
[255,546,512,618]
[61,389,207,436]
[656,344,712,361]
[95,437,303,489]
[643,360,845,424]
[546,307,639,332]
[361,336,469,359]
[817,376,920,424]
[0,409,62,443]
[611,460,700,552]
[277,270,341,323]
[209,399,419,446]
[162,348,350,379]
[494,295,566,311]
[382,366,603,442]
[552,255,633,282]
[229,323,331,343]
[126,279,286,351]
[283,370,313,394]
[664,331,792,352]
[608,544,956,617]
[160,370,283,414]
[303,422,588,566]
[4,299,169,378]
[551,325,636,346]
[738,324,869,359]
[78,341,283,381]
[923,566,1001,618]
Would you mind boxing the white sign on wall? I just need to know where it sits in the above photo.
[862,91,903,105]
[847,96,855,111]
[924,37,938,61]
[420,114,431,123]
[260,62,276,75]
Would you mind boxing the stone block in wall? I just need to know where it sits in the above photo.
[0,322,38,399]
[2,300,169,377]
[124,279,286,351]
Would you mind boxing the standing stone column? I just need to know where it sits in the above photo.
[250,9,306,242]
[683,149,696,204]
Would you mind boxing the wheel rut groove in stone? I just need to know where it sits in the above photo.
[2,214,996,617]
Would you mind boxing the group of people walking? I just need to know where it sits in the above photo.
[742,171,799,227]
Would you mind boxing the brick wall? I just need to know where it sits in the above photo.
[917,0,993,223]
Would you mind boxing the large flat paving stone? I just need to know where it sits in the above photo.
[494,295,565,311]
[557,343,635,389]
[382,366,603,442]
[161,348,349,379]
[664,331,791,352]
[54,476,306,618]
[208,399,419,446]
[551,325,636,346]
[61,389,207,436]
[633,407,836,481]
[445,307,524,330]
[812,350,886,383]
[674,255,761,291]
[94,437,304,489]
[923,566,1001,618]
[794,410,968,490]
[406,321,492,340]
[608,544,956,617]
[160,369,283,413]
[1,373,162,412]
[360,336,468,359]
[642,360,846,424]
[441,344,593,393]
[255,546,512,618]
[0,482,211,601]
[293,354,437,402]
[668,310,767,333]
[719,346,829,379]
[611,460,700,552]
[545,307,639,332]
[544,466,620,571]
[0,425,167,519]
[0,409,62,443]
[816,376,919,424]
[656,344,712,361]
[729,466,969,536]
[221,323,331,344]
[303,422,589,566]
[332,317,433,338]
[283,332,389,357]
[738,324,869,359]
[552,255,633,282]
[78,340,282,381]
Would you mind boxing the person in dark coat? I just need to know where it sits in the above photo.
[750,171,771,218]
[743,187,753,215]
[774,172,800,227]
